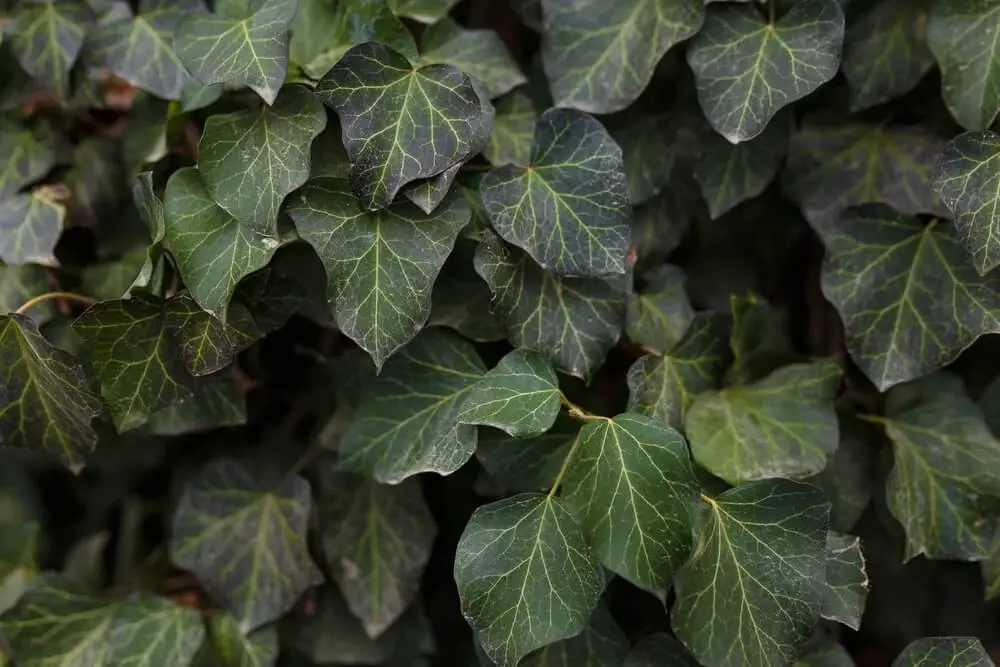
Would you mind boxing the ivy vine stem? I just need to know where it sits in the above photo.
[546,433,583,500]
[559,393,604,423]
[15,291,96,315]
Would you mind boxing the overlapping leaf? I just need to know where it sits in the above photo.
[541,0,704,114]
[0,264,57,324]
[481,107,631,277]
[475,414,578,492]
[454,493,604,667]
[163,294,257,376]
[626,264,694,353]
[338,328,485,483]
[474,236,627,380]
[0,117,57,199]
[139,374,247,436]
[814,204,1000,391]
[196,613,279,667]
[9,0,94,96]
[428,239,506,342]
[0,188,66,266]
[170,458,323,633]
[686,0,844,143]
[892,638,994,667]
[483,88,538,167]
[671,480,830,667]
[822,532,867,630]
[421,17,525,99]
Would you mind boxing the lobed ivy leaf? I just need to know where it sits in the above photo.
[338,328,485,484]
[822,532,867,630]
[454,493,604,667]
[387,0,459,23]
[0,118,57,199]
[624,633,700,667]
[170,458,323,633]
[0,264,57,324]
[0,188,66,267]
[626,264,694,353]
[814,204,1000,391]
[196,612,279,667]
[481,107,631,277]
[562,413,702,598]
[0,314,103,467]
[316,41,490,210]
[9,0,94,96]
[687,0,844,143]
[892,638,994,667]
[879,373,1000,561]
[841,0,933,112]
[671,480,830,667]
[163,294,258,376]
[484,88,538,167]
[474,236,627,380]
[287,177,469,369]
[319,470,436,638]
[421,17,526,99]
[540,0,704,114]
[198,85,326,236]
[174,0,296,105]
[475,413,578,493]
[139,374,247,436]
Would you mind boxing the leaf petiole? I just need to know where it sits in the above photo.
[559,393,605,423]
[15,291,96,315]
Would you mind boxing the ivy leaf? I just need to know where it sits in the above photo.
[457,349,561,438]
[387,0,458,22]
[0,314,103,467]
[687,0,844,143]
[316,41,490,210]
[671,480,830,667]
[287,177,468,369]
[170,458,323,633]
[627,264,694,353]
[338,328,485,484]
[627,312,732,430]
[199,85,326,236]
[814,204,1000,391]
[481,107,631,277]
[685,360,842,485]
[475,413,578,492]
[933,131,1000,275]
[610,111,685,207]
[428,239,506,342]
[822,532,867,630]
[0,522,38,615]
[420,17,525,99]
[0,118,58,199]
[783,121,945,227]
[454,493,604,667]
[563,413,701,597]
[318,470,436,638]
[80,248,151,302]
[474,236,627,380]
[9,0,94,96]
[540,0,704,114]
[879,373,1000,560]
[624,633,700,667]
[164,167,278,320]
[0,188,67,267]
[484,88,538,167]
[196,613,279,667]
[809,410,876,533]
[107,593,207,666]
[72,294,194,432]
[0,264,57,324]
[129,172,167,295]
[841,0,933,112]
[174,0,296,104]
[892,638,994,667]
[139,374,247,436]
[163,294,258,376]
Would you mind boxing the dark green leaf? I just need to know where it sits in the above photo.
[481,107,631,277]
[814,204,1000,391]
[428,239,506,342]
[402,161,465,215]
[627,264,694,353]
[387,0,458,22]
[727,292,796,385]
[624,633,700,667]
[107,593,207,666]
[163,294,257,376]
[609,111,681,207]
[9,0,94,96]
[454,493,604,667]
[541,0,704,114]
[196,613,278,667]
[671,480,830,667]
[0,263,57,324]
[316,41,491,210]
[80,248,150,302]
[170,458,322,633]
[421,17,526,99]
[892,638,994,667]
[130,171,167,295]
[0,188,66,266]
[338,328,485,483]
[484,88,537,167]
[808,410,875,532]
[0,117,57,199]
[139,373,247,436]
[475,413,578,492]
[822,532,867,630]
[474,236,627,380]
[687,0,844,143]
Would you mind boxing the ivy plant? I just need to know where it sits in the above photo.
[4,0,1000,665]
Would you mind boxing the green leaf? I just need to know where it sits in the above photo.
[813,204,1000,391]
[9,0,94,96]
[139,374,247,436]
[841,0,933,111]
[163,294,257,376]
[106,593,207,667]
[783,121,945,227]
[0,313,103,466]
[686,0,844,143]
[316,41,491,210]
[0,263,57,324]
[892,638,994,667]
[338,328,485,483]
[694,112,791,219]
[80,248,150,302]
[387,0,458,23]
[626,312,731,430]
[130,172,167,294]
[454,493,604,667]
[287,177,469,369]
[428,239,506,342]
[627,264,694,353]
[420,17,526,99]
[822,532,867,630]
[624,633,700,667]
[480,107,631,277]
[0,117,57,199]
[879,373,1000,560]
[0,522,38,614]
[174,0,296,104]
[540,0,704,114]
[728,292,795,385]
[164,167,278,320]
[671,480,830,667]
[86,0,199,100]
[170,457,322,633]
[808,410,875,533]
[563,413,701,597]
[457,349,561,438]
[483,88,537,167]
[196,613,278,667]
[402,162,464,215]
[475,413,578,492]
[198,85,326,236]
[318,470,436,637]
[0,188,67,267]
[933,130,1000,275]
[983,540,1000,600]
[474,236,626,380]
[609,111,682,207]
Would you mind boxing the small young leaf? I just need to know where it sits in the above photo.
[170,458,323,633]
[671,480,830,667]
[624,633,700,667]
[822,532,867,630]
[626,264,694,353]
[0,189,66,267]
[420,17,526,99]
[387,0,459,23]
[454,493,604,667]
[9,0,94,96]
[475,414,578,493]
[481,107,631,277]
[163,294,258,376]
[483,88,538,167]
[0,117,57,199]
[458,349,560,438]
[892,638,994,667]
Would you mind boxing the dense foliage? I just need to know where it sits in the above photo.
[4,0,1000,664]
